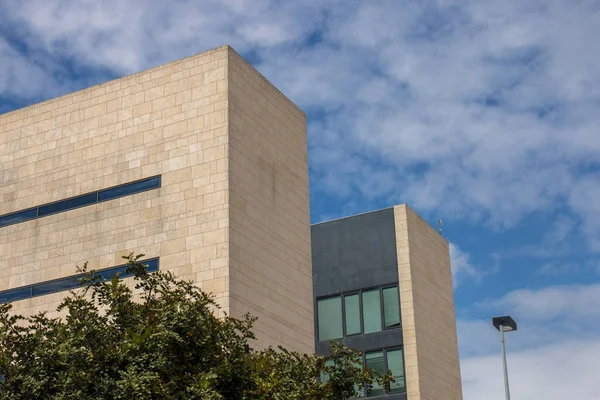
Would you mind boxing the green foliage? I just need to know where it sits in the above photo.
[0,254,390,399]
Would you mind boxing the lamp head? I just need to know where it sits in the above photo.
[492,316,517,332]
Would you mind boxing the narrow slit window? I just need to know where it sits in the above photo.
[0,258,159,304]
[96,265,129,281]
[0,175,161,229]
[38,193,98,217]
[0,287,32,303]
[32,276,83,297]
[98,176,161,202]
[0,208,38,228]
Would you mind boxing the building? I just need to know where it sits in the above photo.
[0,45,314,353]
[0,46,462,399]
[312,205,462,399]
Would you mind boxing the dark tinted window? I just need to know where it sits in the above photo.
[96,258,159,281]
[344,294,361,335]
[32,275,84,297]
[96,265,129,281]
[366,351,386,397]
[0,258,159,304]
[98,176,161,202]
[317,296,343,341]
[0,176,160,229]
[0,287,32,303]
[143,258,159,272]
[317,284,400,341]
[38,193,98,217]
[383,286,401,328]
[0,208,38,228]
[387,349,406,393]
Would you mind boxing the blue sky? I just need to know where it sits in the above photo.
[2,0,600,398]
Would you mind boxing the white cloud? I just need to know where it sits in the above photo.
[3,0,600,246]
[0,37,64,102]
[449,243,486,288]
[460,282,600,398]
[570,175,600,251]
[538,261,580,276]
[486,283,600,323]
[3,2,600,398]
[462,338,600,400]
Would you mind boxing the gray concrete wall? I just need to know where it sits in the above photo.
[311,207,399,297]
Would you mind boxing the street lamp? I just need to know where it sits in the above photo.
[492,316,518,400]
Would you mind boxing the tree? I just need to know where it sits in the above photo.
[0,254,390,399]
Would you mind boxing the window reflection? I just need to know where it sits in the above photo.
[383,286,400,328]
[0,208,38,228]
[366,351,386,397]
[344,294,361,335]
[0,258,159,304]
[98,176,161,202]
[316,284,400,341]
[318,296,343,341]
[0,287,32,303]
[362,289,382,334]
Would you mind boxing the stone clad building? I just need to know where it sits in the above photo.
[0,46,462,399]
[0,45,313,353]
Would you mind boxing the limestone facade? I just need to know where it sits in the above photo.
[0,45,313,353]
[394,204,463,400]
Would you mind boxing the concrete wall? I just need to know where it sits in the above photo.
[394,205,462,400]
[227,49,313,353]
[312,208,399,296]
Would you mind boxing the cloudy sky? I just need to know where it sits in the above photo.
[2,0,600,398]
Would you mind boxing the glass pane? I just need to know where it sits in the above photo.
[98,176,161,202]
[362,289,382,334]
[353,361,364,398]
[38,193,98,217]
[383,286,401,328]
[387,349,406,393]
[32,275,84,297]
[96,265,130,281]
[144,258,159,272]
[318,296,343,341]
[0,286,32,303]
[365,351,385,397]
[96,258,159,281]
[320,359,335,383]
[0,208,37,228]
[344,294,361,335]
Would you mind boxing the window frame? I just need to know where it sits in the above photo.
[342,292,363,337]
[317,294,344,341]
[381,284,401,330]
[363,346,407,398]
[319,346,407,398]
[316,282,401,342]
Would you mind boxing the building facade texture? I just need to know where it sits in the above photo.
[312,205,462,399]
[0,46,462,399]
[0,45,313,353]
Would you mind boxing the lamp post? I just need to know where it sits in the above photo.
[492,316,518,400]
